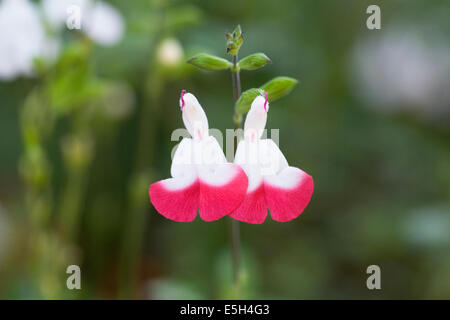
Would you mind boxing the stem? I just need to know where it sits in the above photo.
[58,165,88,242]
[231,54,242,298]
[231,55,241,101]
[119,10,165,298]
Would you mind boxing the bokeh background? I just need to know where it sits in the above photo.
[1,0,449,299]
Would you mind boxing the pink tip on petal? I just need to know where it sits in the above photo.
[180,89,187,109]
[264,92,268,112]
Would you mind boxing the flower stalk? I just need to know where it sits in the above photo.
[231,52,242,298]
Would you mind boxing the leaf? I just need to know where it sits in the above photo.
[260,76,298,102]
[238,53,271,71]
[235,88,264,113]
[234,76,299,113]
[187,53,232,70]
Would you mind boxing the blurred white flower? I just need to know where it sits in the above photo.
[146,278,204,300]
[0,0,56,80]
[84,1,125,46]
[403,206,450,248]
[42,0,90,30]
[42,0,124,46]
[351,27,450,121]
[157,38,184,67]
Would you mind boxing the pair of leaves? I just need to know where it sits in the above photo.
[187,52,297,112]
[235,77,298,113]
[188,53,271,71]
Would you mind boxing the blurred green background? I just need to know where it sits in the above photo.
[0,0,449,299]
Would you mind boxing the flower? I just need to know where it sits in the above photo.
[0,0,57,80]
[42,0,90,29]
[84,1,124,46]
[351,27,450,121]
[149,90,248,222]
[230,93,314,224]
[42,0,125,46]
[157,38,184,67]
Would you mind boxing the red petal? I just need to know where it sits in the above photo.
[264,168,314,222]
[229,184,268,224]
[199,164,248,221]
[149,178,199,222]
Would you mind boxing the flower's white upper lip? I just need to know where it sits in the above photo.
[179,91,209,140]
[243,94,269,140]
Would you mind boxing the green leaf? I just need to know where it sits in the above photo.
[234,76,299,113]
[235,88,264,113]
[187,53,232,70]
[238,53,271,71]
[260,76,298,102]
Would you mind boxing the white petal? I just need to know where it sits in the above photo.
[197,163,241,186]
[234,140,263,192]
[235,138,287,173]
[196,136,227,165]
[234,138,288,192]
[264,166,308,190]
[160,165,197,191]
[171,136,226,178]
[171,138,194,178]
[258,139,288,175]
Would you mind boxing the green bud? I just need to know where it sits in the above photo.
[187,53,232,70]
[233,25,242,38]
[226,25,244,56]
[260,76,298,102]
[238,53,272,71]
[235,88,264,113]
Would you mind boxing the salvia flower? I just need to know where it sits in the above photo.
[0,0,58,80]
[42,0,125,46]
[149,91,248,222]
[230,93,314,223]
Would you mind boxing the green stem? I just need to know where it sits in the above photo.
[58,166,88,242]
[119,14,165,297]
[231,54,242,298]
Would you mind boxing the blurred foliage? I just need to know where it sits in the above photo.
[0,0,449,300]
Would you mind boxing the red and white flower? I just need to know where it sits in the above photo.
[230,93,314,224]
[149,91,248,222]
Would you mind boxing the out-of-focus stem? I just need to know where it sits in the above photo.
[119,87,162,298]
[231,54,242,298]
[58,166,89,242]
[119,13,165,296]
